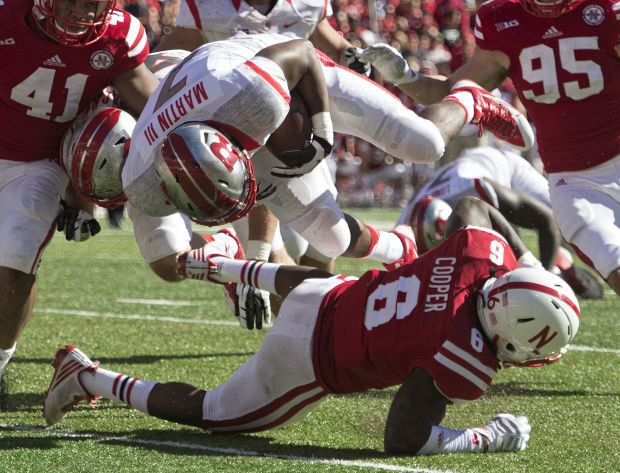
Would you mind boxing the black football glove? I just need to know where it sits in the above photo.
[270,136,333,178]
[345,47,371,77]
[57,201,101,242]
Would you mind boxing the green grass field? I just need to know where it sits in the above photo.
[0,208,618,473]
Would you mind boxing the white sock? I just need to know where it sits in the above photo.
[210,257,282,294]
[79,366,157,415]
[443,91,476,124]
[0,343,16,378]
[361,225,405,264]
[417,426,485,455]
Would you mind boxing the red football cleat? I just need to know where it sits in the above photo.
[448,80,534,151]
[384,224,419,271]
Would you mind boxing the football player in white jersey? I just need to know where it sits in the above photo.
[154,0,370,75]
[399,145,603,298]
[151,0,534,284]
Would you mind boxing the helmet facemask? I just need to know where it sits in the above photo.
[32,0,116,46]
[519,0,578,18]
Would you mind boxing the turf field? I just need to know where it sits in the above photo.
[0,208,618,473]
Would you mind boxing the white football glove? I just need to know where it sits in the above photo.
[57,202,101,242]
[234,284,271,330]
[473,414,531,452]
[344,47,371,76]
[359,44,419,85]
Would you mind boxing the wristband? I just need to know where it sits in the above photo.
[395,68,419,85]
[311,112,333,145]
[246,240,271,262]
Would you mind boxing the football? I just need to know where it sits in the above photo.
[266,89,312,156]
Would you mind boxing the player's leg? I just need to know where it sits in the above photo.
[43,275,342,430]
[321,62,446,164]
[127,202,193,281]
[548,160,620,296]
[0,160,68,380]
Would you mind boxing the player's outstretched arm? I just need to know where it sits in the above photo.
[112,63,160,117]
[488,178,561,270]
[152,26,204,52]
[385,368,531,455]
[445,196,529,261]
[384,368,448,454]
[258,40,334,177]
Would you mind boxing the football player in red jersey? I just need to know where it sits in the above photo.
[0,0,159,385]
[43,196,580,455]
[361,0,620,296]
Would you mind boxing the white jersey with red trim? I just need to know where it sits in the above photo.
[409,146,551,209]
[122,33,291,217]
[175,0,332,41]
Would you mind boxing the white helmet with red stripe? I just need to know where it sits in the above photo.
[477,268,580,368]
[32,0,116,46]
[153,122,257,226]
[61,107,134,208]
[407,196,452,253]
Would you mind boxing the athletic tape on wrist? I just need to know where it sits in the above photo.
[311,112,333,144]
[246,240,271,262]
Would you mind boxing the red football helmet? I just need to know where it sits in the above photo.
[519,0,579,17]
[61,107,134,208]
[407,196,452,254]
[153,122,257,226]
[32,0,116,46]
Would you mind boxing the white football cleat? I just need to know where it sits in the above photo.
[43,345,99,426]
[384,224,419,271]
[449,80,535,151]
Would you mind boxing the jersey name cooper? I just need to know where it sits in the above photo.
[313,226,515,403]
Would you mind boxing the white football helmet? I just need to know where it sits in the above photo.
[61,107,134,208]
[153,122,257,226]
[32,0,116,46]
[407,196,452,253]
[477,268,580,368]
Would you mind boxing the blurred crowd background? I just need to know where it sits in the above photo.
[115,0,541,209]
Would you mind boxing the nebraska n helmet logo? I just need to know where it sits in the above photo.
[528,325,558,349]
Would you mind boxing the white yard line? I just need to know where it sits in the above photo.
[0,424,459,473]
[38,308,619,353]
[116,298,201,306]
[39,308,238,326]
